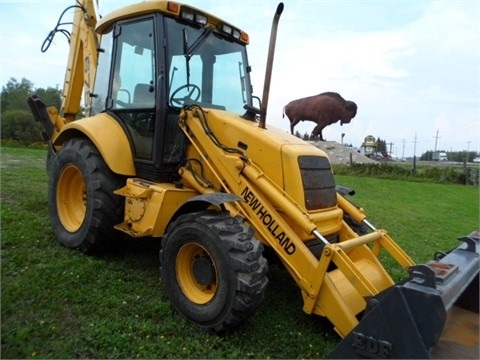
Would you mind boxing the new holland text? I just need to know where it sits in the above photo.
[241,186,295,255]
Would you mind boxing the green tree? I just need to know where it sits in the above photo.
[1,110,42,144]
[1,77,34,112]
[376,138,386,153]
[35,86,62,109]
[1,77,61,112]
[1,77,62,144]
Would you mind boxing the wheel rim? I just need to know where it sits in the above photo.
[57,164,87,232]
[176,243,218,304]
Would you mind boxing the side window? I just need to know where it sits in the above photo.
[112,19,156,109]
[91,30,113,115]
[212,52,248,113]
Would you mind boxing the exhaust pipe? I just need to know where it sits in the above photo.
[259,2,284,129]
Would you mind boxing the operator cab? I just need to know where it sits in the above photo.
[90,3,253,182]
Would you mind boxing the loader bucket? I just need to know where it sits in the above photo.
[329,231,479,359]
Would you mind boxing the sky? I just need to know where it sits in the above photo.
[1,0,479,158]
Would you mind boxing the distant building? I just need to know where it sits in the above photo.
[361,135,377,158]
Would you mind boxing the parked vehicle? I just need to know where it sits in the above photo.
[434,151,448,161]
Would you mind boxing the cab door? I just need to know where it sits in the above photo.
[107,15,186,182]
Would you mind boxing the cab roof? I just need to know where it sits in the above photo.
[96,0,249,44]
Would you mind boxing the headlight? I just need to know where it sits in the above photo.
[181,9,195,22]
[195,14,207,25]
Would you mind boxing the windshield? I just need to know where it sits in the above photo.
[166,17,252,114]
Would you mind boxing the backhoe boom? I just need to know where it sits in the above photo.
[60,0,99,121]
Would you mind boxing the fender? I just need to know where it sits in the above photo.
[185,193,242,207]
[53,112,136,176]
[178,193,242,213]
[171,193,242,221]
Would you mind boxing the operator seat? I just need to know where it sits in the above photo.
[133,83,155,107]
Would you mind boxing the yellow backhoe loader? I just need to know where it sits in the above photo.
[28,1,478,358]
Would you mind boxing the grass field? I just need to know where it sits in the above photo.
[1,146,479,359]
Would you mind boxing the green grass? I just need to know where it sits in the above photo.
[334,175,479,263]
[1,146,479,359]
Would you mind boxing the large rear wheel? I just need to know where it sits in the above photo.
[49,138,125,253]
[160,211,268,334]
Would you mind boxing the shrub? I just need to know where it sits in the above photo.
[332,163,471,185]
[1,110,43,145]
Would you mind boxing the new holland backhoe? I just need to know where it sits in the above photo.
[29,1,478,358]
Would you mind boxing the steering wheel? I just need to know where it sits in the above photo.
[170,84,201,106]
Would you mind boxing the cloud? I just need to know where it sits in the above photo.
[1,0,478,155]
[266,1,479,154]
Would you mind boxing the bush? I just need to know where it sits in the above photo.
[420,166,461,184]
[332,163,470,185]
[334,163,413,179]
[0,110,43,145]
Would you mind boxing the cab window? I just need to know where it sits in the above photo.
[110,17,156,160]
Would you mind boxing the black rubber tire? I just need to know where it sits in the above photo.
[48,138,125,254]
[160,211,268,334]
[46,142,55,177]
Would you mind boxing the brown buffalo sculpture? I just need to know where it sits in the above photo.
[283,92,357,140]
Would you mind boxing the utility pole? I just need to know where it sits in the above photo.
[412,133,417,174]
[465,141,471,185]
[388,142,394,157]
[402,139,405,160]
[466,141,471,162]
[433,129,441,160]
[413,133,417,158]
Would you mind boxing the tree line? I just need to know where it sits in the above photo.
[1,77,61,145]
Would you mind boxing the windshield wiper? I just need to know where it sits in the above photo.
[182,29,191,88]
[182,27,213,88]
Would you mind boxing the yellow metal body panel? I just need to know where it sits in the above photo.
[53,113,135,175]
[281,144,343,238]
[181,108,343,240]
[114,178,199,237]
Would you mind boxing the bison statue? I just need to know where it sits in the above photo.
[283,92,357,140]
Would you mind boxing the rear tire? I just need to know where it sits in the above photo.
[46,141,55,177]
[160,211,268,334]
[49,138,125,253]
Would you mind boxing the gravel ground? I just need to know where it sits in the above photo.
[308,140,376,164]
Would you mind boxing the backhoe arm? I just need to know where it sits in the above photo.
[28,1,100,141]
[60,0,100,122]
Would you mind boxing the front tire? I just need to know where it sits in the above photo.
[49,138,125,253]
[160,211,268,334]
